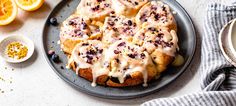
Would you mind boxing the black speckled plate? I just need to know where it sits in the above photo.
[42,0,196,99]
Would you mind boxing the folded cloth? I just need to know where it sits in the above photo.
[142,2,236,106]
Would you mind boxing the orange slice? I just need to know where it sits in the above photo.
[0,0,18,26]
[15,0,44,11]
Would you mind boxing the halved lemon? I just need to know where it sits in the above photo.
[15,0,44,11]
[0,0,18,26]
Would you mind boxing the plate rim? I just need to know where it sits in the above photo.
[41,0,197,99]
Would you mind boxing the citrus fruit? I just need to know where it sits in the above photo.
[15,0,44,11]
[0,0,18,26]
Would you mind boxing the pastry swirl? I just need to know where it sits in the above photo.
[112,0,148,17]
[76,0,113,21]
[60,14,101,54]
[136,1,177,31]
[102,15,139,44]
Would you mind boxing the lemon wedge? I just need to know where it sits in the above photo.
[0,0,18,26]
[15,0,44,11]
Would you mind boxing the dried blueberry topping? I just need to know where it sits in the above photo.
[115,58,120,63]
[81,22,87,29]
[86,49,97,55]
[157,33,164,38]
[162,6,166,11]
[148,27,156,31]
[86,55,93,64]
[140,53,146,59]
[68,20,76,25]
[165,42,172,47]
[91,5,100,11]
[98,49,103,53]
[114,50,120,54]
[154,14,160,20]
[112,28,118,31]
[127,20,132,26]
[127,53,137,58]
[140,14,147,22]
[154,40,162,46]
[82,43,89,46]
[104,3,110,7]
[151,6,157,10]
[117,42,126,47]
[108,21,115,26]
[134,2,138,5]
[111,11,115,14]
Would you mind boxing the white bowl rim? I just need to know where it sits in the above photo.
[228,18,236,57]
[0,35,35,63]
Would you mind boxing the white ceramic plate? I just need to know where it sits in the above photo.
[0,35,34,63]
[42,0,196,99]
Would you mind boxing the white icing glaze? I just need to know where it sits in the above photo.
[136,1,176,28]
[104,41,154,86]
[156,30,178,56]
[133,27,178,56]
[77,0,113,19]
[111,0,148,16]
[57,40,60,44]
[67,40,109,87]
[91,62,109,87]
[102,15,139,44]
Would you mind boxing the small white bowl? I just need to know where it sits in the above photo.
[228,19,236,57]
[0,35,34,63]
[219,20,236,67]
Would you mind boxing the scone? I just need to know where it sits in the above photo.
[136,1,177,31]
[102,15,139,45]
[111,0,148,17]
[76,0,113,22]
[133,26,178,73]
[60,14,102,54]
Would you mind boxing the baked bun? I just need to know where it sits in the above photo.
[102,15,139,45]
[136,1,177,31]
[60,14,102,54]
[104,40,158,87]
[133,26,178,72]
[67,40,109,86]
[76,0,113,21]
[111,0,148,17]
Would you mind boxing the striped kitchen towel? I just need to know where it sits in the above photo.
[142,2,236,106]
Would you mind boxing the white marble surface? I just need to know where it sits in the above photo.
[0,0,224,106]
